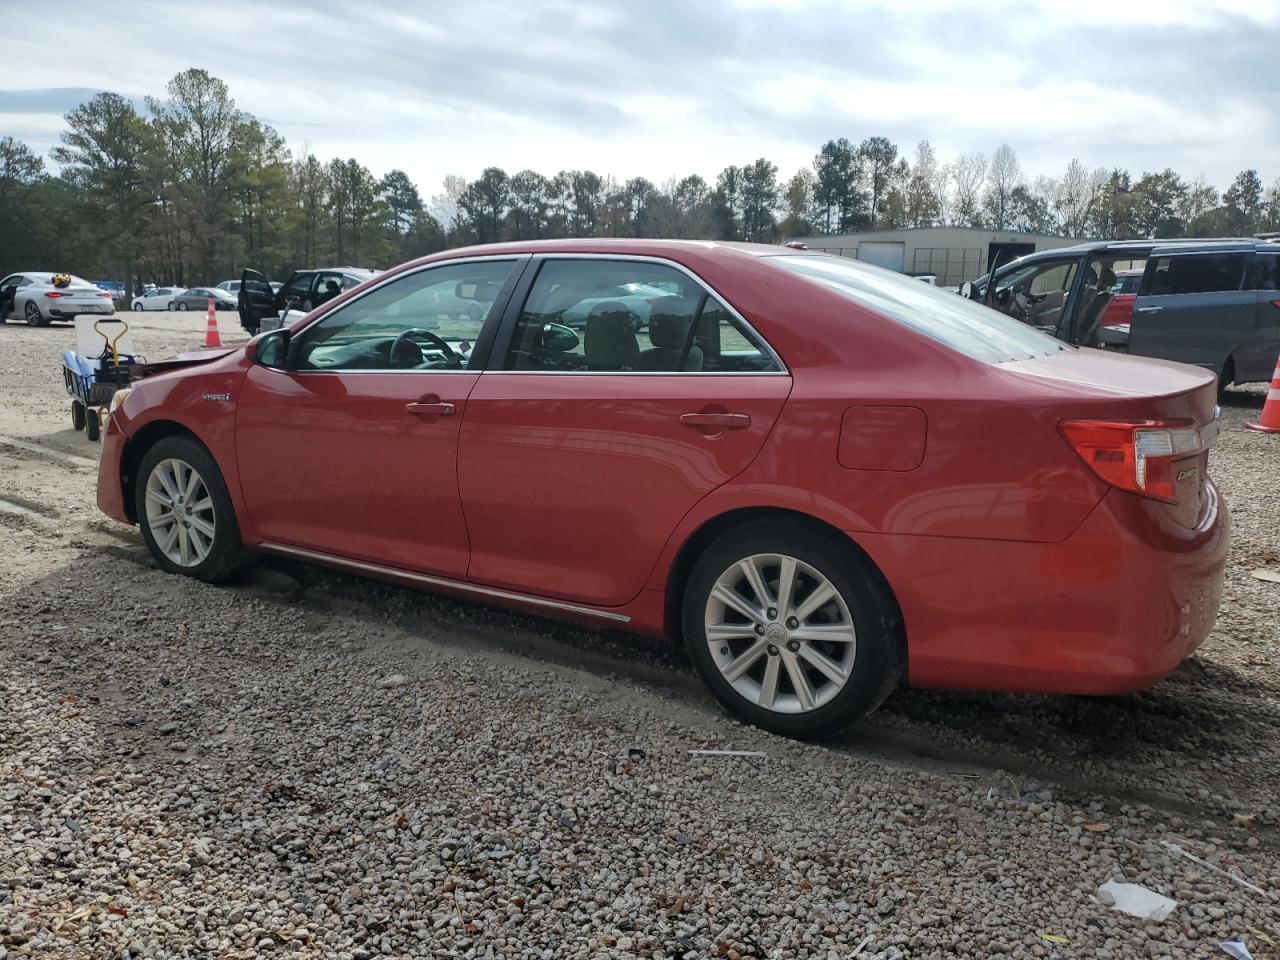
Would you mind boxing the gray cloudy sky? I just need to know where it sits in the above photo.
[3,0,1277,193]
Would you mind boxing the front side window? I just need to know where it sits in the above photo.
[293,259,515,372]
[987,259,1078,328]
[771,254,1064,363]
[504,258,780,373]
[280,274,313,306]
[1147,254,1245,295]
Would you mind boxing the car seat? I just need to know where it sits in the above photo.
[584,301,639,371]
[640,299,703,372]
[1076,267,1116,347]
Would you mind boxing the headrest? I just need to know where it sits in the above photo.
[649,309,693,349]
[588,300,630,320]
[584,304,638,368]
[1099,268,1117,287]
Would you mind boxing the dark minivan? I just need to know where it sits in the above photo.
[963,239,1280,389]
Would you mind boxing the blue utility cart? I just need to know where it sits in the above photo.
[61,317,144,442]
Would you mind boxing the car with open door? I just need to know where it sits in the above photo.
[1,272,116,326]
[237,267,378,334]
[961,238,1280,389]
[98,239,1227,739]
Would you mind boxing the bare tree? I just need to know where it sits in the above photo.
[950,152,987,226]
[429,174,468,239]
[983,144,1020,229]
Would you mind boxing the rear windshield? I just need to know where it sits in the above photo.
[768,255,1065,363]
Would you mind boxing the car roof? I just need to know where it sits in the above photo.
[413,237,808,265]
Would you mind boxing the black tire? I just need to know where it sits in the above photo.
[177,301,189,311]
[71,400,86,431]
[25,302,49,327]
[682,517,905,740]
[84,409,100,442]
[132,302,143,311]
[135,436,253,583]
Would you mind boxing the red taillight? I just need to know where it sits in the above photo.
[98,292,113,299]
[1270,299,1280,310]
[1060,419,1207,503]
[44,291,63,298]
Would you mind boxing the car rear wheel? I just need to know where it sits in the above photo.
[24,302,48,327]
[682,518,904,739]
[135,436,252,583]
[177,301,188,311]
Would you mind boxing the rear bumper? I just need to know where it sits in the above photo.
[96,412,132,524]
[50,305,115,318]
[854,482,1229,695]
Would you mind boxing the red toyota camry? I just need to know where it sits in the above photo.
[97,240,1228,738]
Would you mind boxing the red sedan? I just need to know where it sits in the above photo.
[97,240,1228,738]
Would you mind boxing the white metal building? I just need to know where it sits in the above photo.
[784,227,1092,286]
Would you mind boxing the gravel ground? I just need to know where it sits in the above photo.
[1,313,1278,959]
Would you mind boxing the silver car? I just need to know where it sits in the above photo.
[171,287,238,311]
[0,272,116,326]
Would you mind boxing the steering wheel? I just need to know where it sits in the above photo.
[390,328,461,369]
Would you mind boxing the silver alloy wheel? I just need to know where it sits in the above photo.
[705,553,857,714]
[144,458,216,567]
[25,302,40,325]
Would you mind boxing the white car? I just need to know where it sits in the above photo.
[131,287,186,311]
[216,280,241,295]
[0,272,116,326]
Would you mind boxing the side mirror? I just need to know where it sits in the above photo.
[251,328,291,369]
[958,281,975,300]
[541,322,580,353]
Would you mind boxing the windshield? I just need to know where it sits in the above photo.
[768,255,1065,363]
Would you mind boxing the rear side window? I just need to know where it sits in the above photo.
[1248,254,1279,291]
[504,259,781,373]
[1146,254,1245,295]
[770,255,1064,363]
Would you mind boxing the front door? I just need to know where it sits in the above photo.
[238,269,277,333]
[235,257,522,575]
[985,257,1080,336]
[458,257,791,607]
[1129,248,1253,375]
[0,275,21,321]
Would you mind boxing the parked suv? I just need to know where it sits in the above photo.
[237,267,378,334]
[962,239,1280,389]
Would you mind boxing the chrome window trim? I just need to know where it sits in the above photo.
[285,253,523,376]
[499,252,790,377]
[259,542,631,623]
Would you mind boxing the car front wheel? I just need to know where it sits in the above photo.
[682,518,904,739]
[135,436,252,583]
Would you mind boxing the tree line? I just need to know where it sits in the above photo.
[1,68,1278,290]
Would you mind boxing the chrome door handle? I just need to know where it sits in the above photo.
[679,412,751,430]
[1135,306,1163,315]
[406,400,456,417]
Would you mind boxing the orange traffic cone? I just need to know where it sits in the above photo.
[204,299,222,348]
[1246,352,1280,434]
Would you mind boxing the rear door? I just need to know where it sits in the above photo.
[457,256,791,608]
[1129,248,1252,376]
